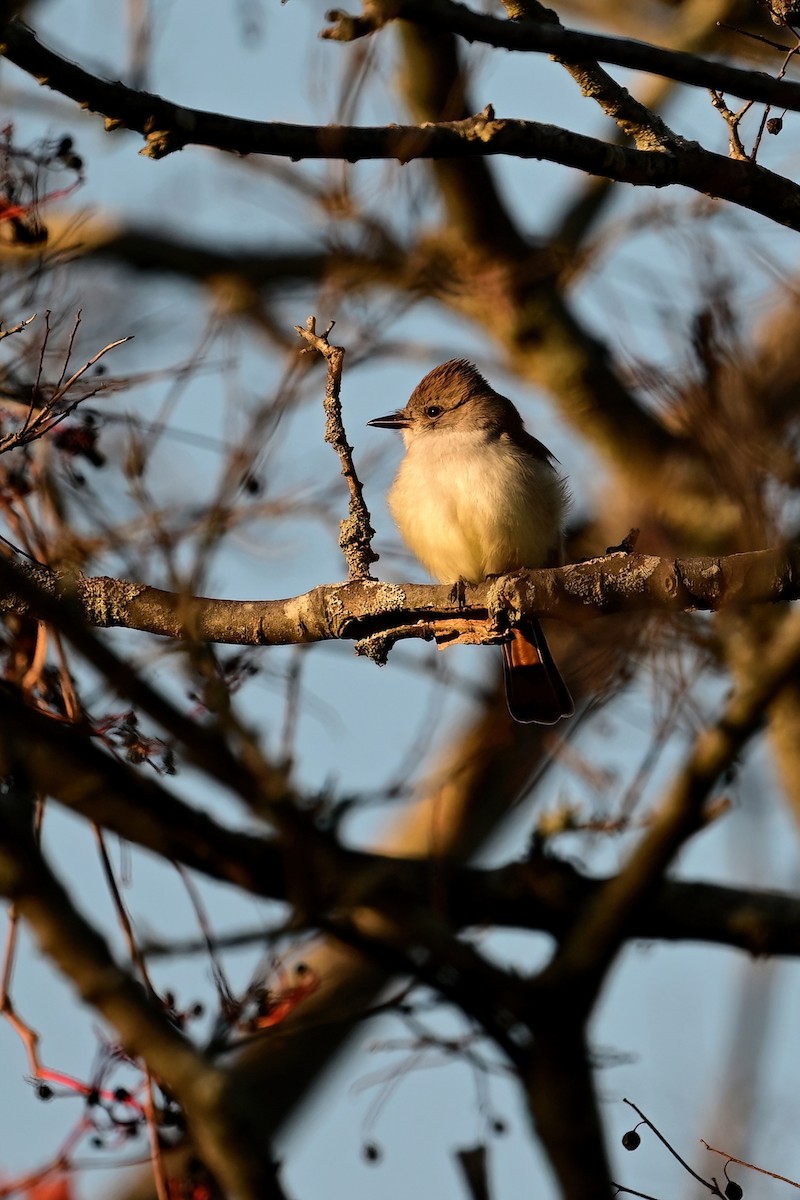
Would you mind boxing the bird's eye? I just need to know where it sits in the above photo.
[425,405,442,418]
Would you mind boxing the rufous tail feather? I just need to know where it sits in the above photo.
[501,619,573,725]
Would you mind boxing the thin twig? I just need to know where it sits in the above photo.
[702,1139,800,1189]
[51,333,132,405]
[294,316,378,581]
[751,36,800,160]
[175,861,236,1009]
[0,313,36,342]
[623,1100,722,1195]
[144,1069,171,1200]
[94,825,158,995]
[56,310,82,389]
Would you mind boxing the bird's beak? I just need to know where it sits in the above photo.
[367,409,409,430]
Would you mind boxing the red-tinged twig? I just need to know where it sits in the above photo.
[0,900,20,1003]
[33,1068,146,1116]
[0,177,81,225]
[702,1139,800,1190]
[19,622,49,697]
[2,998,44,1078]
[0,1157,71,1198]
[144,1069,171,1200]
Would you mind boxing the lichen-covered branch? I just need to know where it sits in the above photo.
[1,547,797,652]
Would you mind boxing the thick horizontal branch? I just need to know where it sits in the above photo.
[10,10,800,132]
[325,0,800,112]
[3,682,799,960]
[5,23,800,232]
[2,547,798,654]
[3,686,796,964]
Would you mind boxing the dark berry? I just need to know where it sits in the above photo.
[362,1141,382,1164]
[86,1088,101,1107]
[725,1183,743,1200]
[622,1130,641,1151]
[36,1083,54,1101]
[114,1087,130,1102]
[491,1118,507,1135]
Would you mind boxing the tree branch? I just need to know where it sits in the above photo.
[1,547,797,653]
[6,21,800,232]
[3,684,799,962]
[544,607,800,1003]
[0,796,287,1200]
[323,0,800,114]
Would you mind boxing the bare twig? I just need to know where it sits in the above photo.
[295,316,378,581]
[623,1100,722,1195]
[51,333,132,406]
[701,1140,800,1189]
[0,313,36,342]
[0,325,132,455]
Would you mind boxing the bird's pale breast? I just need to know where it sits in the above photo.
[388,429,566,584]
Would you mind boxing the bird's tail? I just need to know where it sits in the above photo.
[501,619,573,725]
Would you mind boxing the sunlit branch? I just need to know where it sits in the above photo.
[6,22,800,232]
[1,547,798,652]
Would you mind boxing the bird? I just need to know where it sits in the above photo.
[368,359,573,724]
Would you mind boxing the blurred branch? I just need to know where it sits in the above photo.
[0,792,287,1200]
[544,607,800,1005]
[0,683,289,896]
[2,547,798,650]
[3,684,800,961]
[0,555,300,819]
[394,21,524,255]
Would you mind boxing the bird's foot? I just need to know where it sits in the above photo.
[449,578,468,608]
